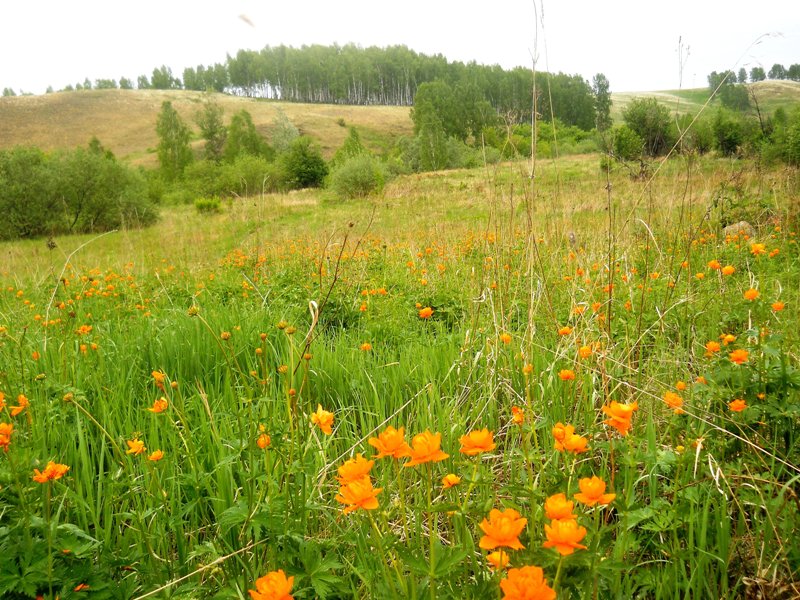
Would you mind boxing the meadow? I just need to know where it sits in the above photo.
[1,153,799,599]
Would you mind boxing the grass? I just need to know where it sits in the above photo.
[0,154,799,599]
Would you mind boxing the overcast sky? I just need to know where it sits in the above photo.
[1,0,797,95]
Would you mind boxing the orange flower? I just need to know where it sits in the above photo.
[551,422,589,454]
[720,333,737,346]
[558,369,575,381]
[335,477,382,514]
[578,345,593,359]
[404,430,449,467]
[73,583,90,592]
[772,301,785,312]
[32,461,70,483]
[511,406,525,426]
[418,306,434,319]
[499,333,512,345]
[337,454,374,484]
[729,349,749,365]
[10,394,29,417]
[147,450,164,462]
[544,493,576,521]
[442,473,462,489]
[478,508,527,550]
[574,475,616,507]
[126,438,146,455]
[499,565,556,600]
[486,550,511,571]
[663,391,684,414]
[257,433,271,449]
[147,397,168,413]
[368,425,411,459]
[557,326,573,336]
[721,265,735,276]
[248,569,294,600]
[603,401,638,436]
[152,370,166,390]
[0,391,5,411]
[543,519,588,555]
[0,422,13,452]
[750,243,767,255]
[459,428,496,456]
[311,404,334,435]
[744,288,759,301]
[360,342,372,351]
[675,381,687,391]
[522,363,534,375]
[707,259,721,270]
[728,399,747,412]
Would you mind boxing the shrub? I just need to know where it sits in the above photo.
[194,197,222,214]
[328,155,388,200]
[280,137,328,189]
[612,125,644,161]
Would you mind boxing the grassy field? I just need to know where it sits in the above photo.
[1,152,799,599]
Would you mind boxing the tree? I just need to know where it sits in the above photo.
[768,64,786,80]
[195,99,227,162]
[411,81,465,140]
[82,78,92,90]
[712,108,744,156]
[119,77,133,90]
[271,109,299,153]
[3,87,16,97]
[622,97,674,156]
[151,66,181,90]
[331,127,366,168]
[788,64,800,82]
[749,67,766,82]
[224,110,272,161]
[592,73,612,131]
[156,101,193,181]
[95,79,118,90]
[280,137,328,188]
[737,68,748,83]
[137,75,151,89]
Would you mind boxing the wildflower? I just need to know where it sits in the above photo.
[337,454,374,484]
[368,425,412,459]
[478,508,527,550]
[675,381,687,391]
[499,565,556,600]
[744,288,759,301]
[696,375,708,385]
[220,331,231,340]
[574,476,616,506]
[147,450,164,462]
[558,326,573,336]
[486,550,511,571]
[405,430,449,467]
[522,363,533,375]
[772,301,785,311]
[511,406,525,426]
[728,399,747,412]
[32,351,40,360]
[720,333,737,346]
[578,345,593,359]
[558,369,575,381]
[32,461,70,483]
[248,569,294,600]
[10,394,29,417]
[663,391,684,414]
[311,404,334,435]
[459,428,496,456]
[152,370,167,389]
[147,397,168,413]
[0,391,4,410]
[708,259,721,270]
[695,272,705,280]
[335,477,382,514]
[257,433,271,449]
[126,438,146,455]
[499,332,512,345]
[544,493,577,521]
[0,423,13,452]
[442,473,462,489]
[360,342,372,351]
[602,401,638,436]
[721,265,735,276]
[74,583,90,592]
[750,243,767,255]
[277,365,289,375]
[542,519,588,555]
[551,423,589,454]
[418,306,434,319]
[729,349,749,365]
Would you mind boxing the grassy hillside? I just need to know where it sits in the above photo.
[0,89,414,165]
[610,79,800,121]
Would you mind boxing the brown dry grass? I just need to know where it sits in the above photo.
[0,89,413,165]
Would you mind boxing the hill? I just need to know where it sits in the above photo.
[0,89,414,166]
[610,80,800,121]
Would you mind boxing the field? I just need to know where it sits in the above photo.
[1,150,799,599]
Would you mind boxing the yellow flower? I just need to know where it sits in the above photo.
[147,397,168,413]
[459,428,496,456]
[558,369,575,381]
[721,265,735,276]
[32,461,70,483]
[147,450,164,462]
[257,433,271,449]
[544,493,576,521]
[601,401,638,437]
[663,391,684,414]
[486,550,511,571]
[499,333,512,345]
[126,438,146,455]
[311,404,334,435]
[359,342,372,351]
[442,473,462,489]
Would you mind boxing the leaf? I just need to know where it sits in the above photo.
[395,545,430,576]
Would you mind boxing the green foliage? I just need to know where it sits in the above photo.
[330,127,366,168]
[612,124,644,161]
[2,87,16,97]
[412,81,465,141]
[224,110,273,162]
[593,73,612,131]
[271,109,300,153]
[622,97,674,156]
[328,154,387,200]
[712,108,745,156]
[0,146,58,239]
[151,65,181,90]
[750,66,766,82]
[156,101,193,181]
[676,114,714,154]
[194,197,222,214]
[119,77,133,90]
[195,98,227,162]
[184,156,288,198]
[280,136,328,188]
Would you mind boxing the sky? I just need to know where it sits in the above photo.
[0,0,798,95]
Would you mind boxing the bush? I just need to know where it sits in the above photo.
[328,155,388,200]
[612,125,644,161]
[194,197,222,214]
[280,137,328,189]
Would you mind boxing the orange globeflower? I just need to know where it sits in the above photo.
[126,438,146,455]
[708,259,721,270]
[578,345,593,359]
[368,425,411,459]
[10,394,29,417]
[557,326,573,336]
[311,404,334,435]
[147,397,168,413]
[442,473,462,489]
[744,288,759,301]
[574,475,616,507]
[337,454,374,484]
[152,370,166,390]
[478,508,527,550]
[32,461,70,483]
[486,550,511,571]
[0,422,13,452]
[663,391,684,414]
[248,569,294,600]
[750,243,767,256]
[772,301,785,312]
[359,342,372,351]
[720,333,737,346]
[0,391,5,411]
[721,265,736,276]
[551,423,589,454]
[499,565,556,600]
[558,369,575,381]
[543,519,588,555]
[499,333,512,345]
[728,399,747,412]
[511,406,525,426]
[459,428,496,456]
[544,493,577,521]
[418,306,434,319]
[257,433,271,449]
[147,450,164,462]
[602,401,638,437]
[729,349,749,365]
[405,430,449,467]
[335,477,382,514]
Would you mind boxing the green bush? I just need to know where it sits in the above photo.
[280,137,328,189]
[612,125,644,161]
[194,197,222,214]
[328,155,388,200]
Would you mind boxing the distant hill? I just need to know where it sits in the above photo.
[0,89,414,166]
[610,80,800,122]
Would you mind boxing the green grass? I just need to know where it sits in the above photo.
[0,155,798,598]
